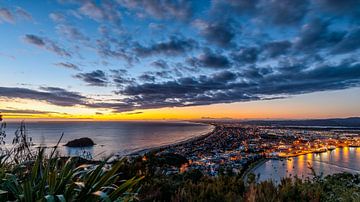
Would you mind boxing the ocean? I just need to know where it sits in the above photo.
[2,121,213,158]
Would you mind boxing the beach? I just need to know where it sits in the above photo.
[127,123,216,156]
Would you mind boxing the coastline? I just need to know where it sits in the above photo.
[241,158,268,180]
[125,123,216,157]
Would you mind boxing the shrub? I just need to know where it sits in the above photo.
[0,118,142,201]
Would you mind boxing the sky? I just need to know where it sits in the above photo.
[0,0,360,121]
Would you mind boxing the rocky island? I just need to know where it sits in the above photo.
[64,137,95,147]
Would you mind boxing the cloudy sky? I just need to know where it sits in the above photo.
[0,0,360,120]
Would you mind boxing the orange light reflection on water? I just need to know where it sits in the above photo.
[297,155,304,176]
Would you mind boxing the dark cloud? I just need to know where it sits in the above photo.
[118,0,193,20]
[24,34,45,46]
[151,59,169,69]
[263,40,292,58]
[275,57,307,73]
[155,70,174,79]
[24,34,72,57]
[240,65,273,80]
[112,59,360,111]
[212,70,237,82]
[258,0,309,25]
[111,69,135,87]
[118,71,255,109]
[213,0,259,14]
[173,62,200,73]
[75,70,108,86]
[140,70,175,81]
[0,8,15,23]
[0,86,135,112]
[193,19,236,47]
[294,19,345,51]
[113,74,135,85]
[331,27,360,54]
[0,108,57,115]
[188,51,231,69]
[231,47,259,64]
[253,59,360,95]
[313,0,360,14]
[134,37,197,57]
[122,71,236,98]
[0,86,86,106]
[125,111,143,115]
[54,62,80,70]
[139,74,156,82]
[84,101,134,112]
[214,0,310,27]
[111,68,127,75]
[96,39,135,64]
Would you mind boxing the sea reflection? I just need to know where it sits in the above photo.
[253,147,360,183]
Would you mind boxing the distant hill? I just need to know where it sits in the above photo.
[241,117,360,127]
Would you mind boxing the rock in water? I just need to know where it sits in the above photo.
[65,137,95,147]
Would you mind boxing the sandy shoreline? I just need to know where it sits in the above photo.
[125,123,216,157]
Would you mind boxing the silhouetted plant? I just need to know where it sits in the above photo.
[0,118,143,201]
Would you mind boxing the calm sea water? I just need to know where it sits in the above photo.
[2,121,213,158]
[252,147,360,183]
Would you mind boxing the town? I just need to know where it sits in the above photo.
[148,122,360,176]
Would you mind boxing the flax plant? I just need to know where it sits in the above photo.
[0,115,143,201]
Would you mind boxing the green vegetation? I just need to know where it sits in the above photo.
[0,117,359,201]
[0,117,142,201]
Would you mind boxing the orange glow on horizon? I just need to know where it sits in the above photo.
[1,87,360,121]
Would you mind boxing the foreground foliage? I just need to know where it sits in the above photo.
[0,117,142,201]
[0,153,142,201]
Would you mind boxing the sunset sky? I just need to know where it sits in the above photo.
[0,0,360,120]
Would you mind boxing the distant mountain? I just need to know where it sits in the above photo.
[241,117,360,127]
